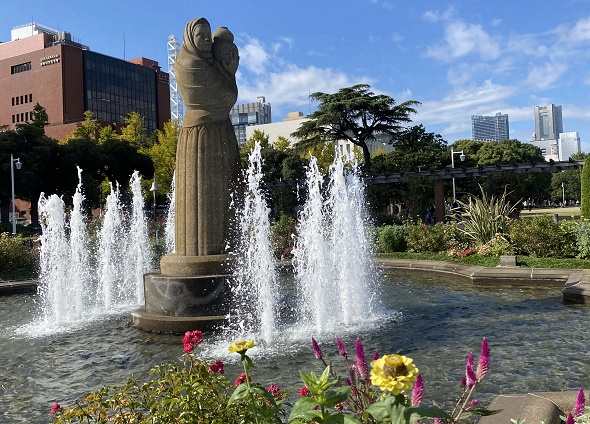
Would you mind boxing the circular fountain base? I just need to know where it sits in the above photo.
[133,254,234,334]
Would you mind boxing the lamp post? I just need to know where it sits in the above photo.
[451,147,466,202]
[11,154,22,234]
[150,175,159,222]
[562,181,565,207]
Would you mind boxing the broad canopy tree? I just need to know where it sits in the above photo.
[291,84,420,172]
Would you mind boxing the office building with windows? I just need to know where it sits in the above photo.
[0,23,170,140]
[471,112,510,142]
[558,132,581,160]
[230,96,271,144]
[534,104,563,142]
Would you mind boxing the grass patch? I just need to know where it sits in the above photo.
[517,256,590,269]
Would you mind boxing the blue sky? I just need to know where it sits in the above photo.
[3,0,590,150]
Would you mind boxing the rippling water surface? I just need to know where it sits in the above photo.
[2,271,589,423]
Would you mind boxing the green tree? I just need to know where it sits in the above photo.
[30,102,49,130]
[291,84,420,172]
[273,136,291,152]
[98,125,118,144]
[68,111,101,141]
[120,112,149,146]
[550,152,587,204]
[144,119,179,199]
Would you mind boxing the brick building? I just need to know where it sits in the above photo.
[0,23,170,140]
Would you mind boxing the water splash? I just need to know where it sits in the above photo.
[231,141,278,344]
[165,172,175,254]
[37,170,152,329]
[293,154,376,334]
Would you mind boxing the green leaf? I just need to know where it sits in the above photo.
[228,383,250,405]
[406,405,451,422]
[323,386,351,408]
[249,386,278,407]
[322,414,362,424]
[289,397,322,421]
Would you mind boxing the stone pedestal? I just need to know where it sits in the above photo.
[131,254,233,334]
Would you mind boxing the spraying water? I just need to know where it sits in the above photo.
[292,154,376,334]
[231,141,278,344]
[165,172,175,254]
[37,170,152,328]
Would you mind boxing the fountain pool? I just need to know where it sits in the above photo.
[2,271,589,423]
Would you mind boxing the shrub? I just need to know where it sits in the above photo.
[377,225,407,253]
[271,213,296,259]
[508,215,577,258]
[581,156,590,219]
[406,224,447,253]
[476,236,515,257]
[578,221,590,259]
[0,233,39,277]
[458,186,518,245]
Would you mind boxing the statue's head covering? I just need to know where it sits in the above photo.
[183,18,212,58]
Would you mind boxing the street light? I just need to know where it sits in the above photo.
[451,147,466,202]
[11,153,22,234]
[150,175,159,222]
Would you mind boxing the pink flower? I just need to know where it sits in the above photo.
[573,388,585,418]
[465,399,479,411]
[51,403,62,415]
[465,352,476,388]
[336,338,347,357]
[476,337,490,383]
[267,384,281,397]
[355,337,368,381]
[234,372,250,386]
[299,385,310,397]
[566,413,575,424]
[411,375,424,406]
[373,351,379,360]
[311,337,322,360]
[182,330,203,346]
[183,343,194,353]
[209,360,224,374]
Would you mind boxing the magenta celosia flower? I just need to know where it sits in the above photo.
[411,375,424,406]
[51,403,62,415]
[573,387,585,418]
[373,351,379,360]
[312,337,322,360]
[434,419,444,424]
[566,412,575,424]
[336,338,347,357]
[461,377,466,387]
[465,399,479,411]
[465,352,476,388]
[299,385,310,396]
[355,337,368,381]
[476,337,490,383]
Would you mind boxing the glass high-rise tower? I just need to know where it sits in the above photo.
[471,112,510,142]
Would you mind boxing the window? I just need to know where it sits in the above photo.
[12,97,14,106]
[12,115,15,123]
[29,94,32,102]
[16,97,19,105]
[11,62,32,74]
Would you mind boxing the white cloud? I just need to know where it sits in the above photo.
[238,65,371,118]
[524,62,568,90]
[239,37,269,75]
[563,15,590,43]
[426,20,500,62]
[422,7,455,23]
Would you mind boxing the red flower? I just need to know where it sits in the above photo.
[234,372,251,386]
[182,330,203,346]
[51,403,62,415]
[299,385,310,396]
[209,360,225,374]
[183,343,194,354]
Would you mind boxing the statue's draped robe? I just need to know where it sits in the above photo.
[174,37,240,257]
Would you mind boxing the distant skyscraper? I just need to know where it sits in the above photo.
[471,112,509,142]
[230,96,272,144]
[534,104,563,141]
[558,132,581,160]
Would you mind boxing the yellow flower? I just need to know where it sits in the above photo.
[228,339,255,354]
[370,354,419,394]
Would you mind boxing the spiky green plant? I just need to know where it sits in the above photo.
[457,186,518,245]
